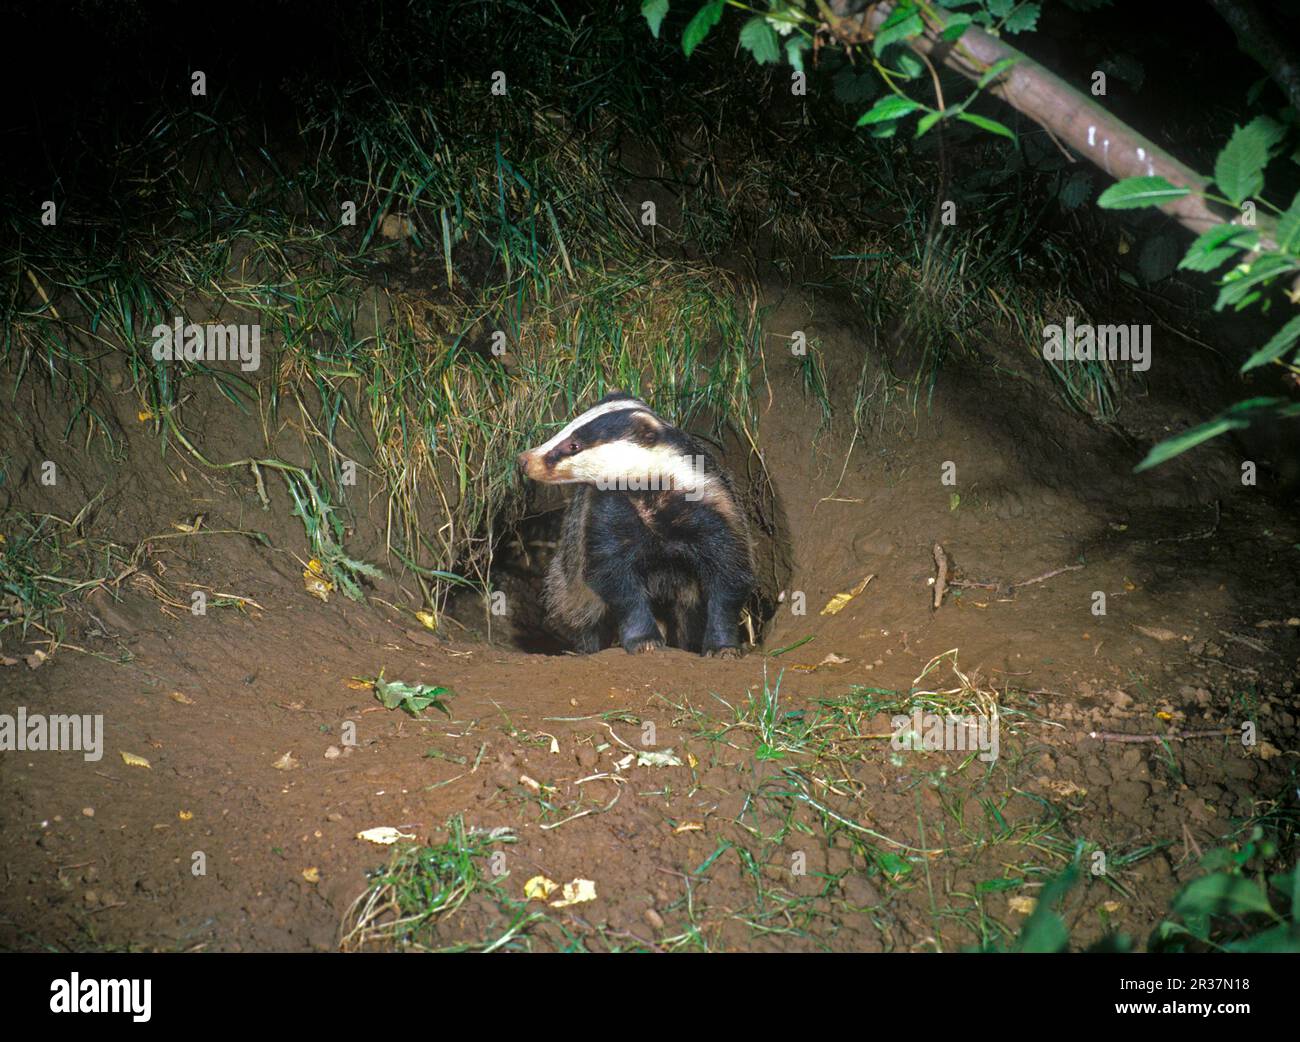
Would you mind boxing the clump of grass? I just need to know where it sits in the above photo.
[0,510,133,652]
[340,817,542,952]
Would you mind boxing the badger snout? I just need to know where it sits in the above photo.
[517,449,547,481]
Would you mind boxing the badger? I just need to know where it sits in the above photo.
[517,392,754,657]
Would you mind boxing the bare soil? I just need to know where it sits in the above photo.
[2,285,1297,952]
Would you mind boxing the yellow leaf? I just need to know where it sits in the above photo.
[302,867,321,884]
[414,610,438,631]
[178,810,193,821]
[137,410,154,422]
[525,875,558,901]
[551,879,597,908]
[303,563,333,602]
[820,574,875,616]
[168,691,195,705]
[120,751,151,768]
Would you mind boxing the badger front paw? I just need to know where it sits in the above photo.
[703,645,741,660]
[623,634,664,655]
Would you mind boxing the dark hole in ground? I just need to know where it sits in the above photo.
[454,435,793,655]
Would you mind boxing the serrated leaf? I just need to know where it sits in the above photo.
[1004,3,1041,33]
[1215,254,1295,311]
[957,111,1016,141]
[738,16,780,64]
[1275,190,1300,254]
[1241,313,1300,372]
[641,0,669,38]
[872,6,923,56]
[1059,170,1093,210]
[682,0,724,58]
[1138,233,1179,284]
[833,64,876,105]
[1178,223,1257,273]
[856,94,922,126]
[1097,175,1188,209]
[1215,116,1285,206]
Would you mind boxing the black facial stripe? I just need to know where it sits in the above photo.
[573,408,659,446]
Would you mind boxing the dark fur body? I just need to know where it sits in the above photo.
[523,394,754,656]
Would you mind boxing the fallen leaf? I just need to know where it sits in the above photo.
[636,750,683,768]
[525,875,558,901]
[550,879,597,908]
[120,751,151,769]
[820,575,875,616]
[1008,896,1036,915]
[272,751,300,771]
[356,827,415,845]
[302,867,321,884]
[168,691,195,705]
[302,559,333,602]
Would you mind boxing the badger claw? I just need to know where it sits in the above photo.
[704,646,742,660]
[624,636,664,655]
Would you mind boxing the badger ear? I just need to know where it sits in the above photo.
[630,411,660,445]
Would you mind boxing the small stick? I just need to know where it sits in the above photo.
[1088,727,1237,743]
[932,543,948,610]
[1012,564,1083,588]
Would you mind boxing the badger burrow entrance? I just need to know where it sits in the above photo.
[457,429,792,655]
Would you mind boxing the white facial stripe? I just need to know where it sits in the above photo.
[534,398,649,456]
[554,441,719,497]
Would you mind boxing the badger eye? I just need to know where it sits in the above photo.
[567,439,581,454]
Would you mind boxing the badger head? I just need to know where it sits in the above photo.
[517,392,704,493]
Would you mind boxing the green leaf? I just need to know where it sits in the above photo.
[1004,3,1041,33]
[1275,190,1300,254]
[1097,175,1189,209]
[641,0,669,38]
[1135,397,1286,471]
[1173,872,1277,919]
[1241,312,1300,372]
[785,36,810,73]
[1214,116,1286,206]
[916,110,944,138]
[977,57,1018,88]
[1225,925,1300,953]
[873,5,924,55]
[1138,233,1179,285]
[1059,170,1093,210]
[956,111,1016,141]
[1013,864,1078,953]
[1178,223,1257,273]
[941,13,973,41]
[856,94,922,126]
[1214,254,1296,311]
[833,64,876,105]
[682,0,724,58]
[738,16,780,64]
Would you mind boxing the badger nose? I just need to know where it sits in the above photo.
[516,451,530,473]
